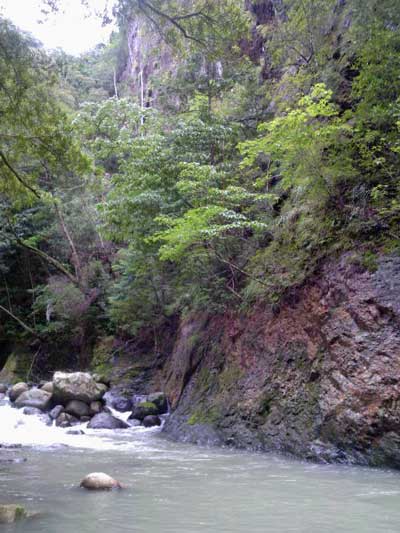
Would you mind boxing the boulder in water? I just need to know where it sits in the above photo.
[9,382,29,402]
[147,392,168,414]
[15,389,52,411]
[0,384,7,394]
[87,412,129,430]
[129,401,159,421]
[66,429,85,435]
[49,405,64,419]
[55,412,79,428]
[23,406,43,416]
[0,504,27,524]
[89,401,103,416]
[80,472,122,490]
[142,415,162,428]
[53,372,107,404]
[128,418,141,427]
[65,400,91,418]
[111,396,132,412]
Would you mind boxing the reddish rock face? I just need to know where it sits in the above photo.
[163,254,400,468]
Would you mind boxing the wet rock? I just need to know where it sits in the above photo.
[89,401,103,416]
[0,383,7,394]
[15,389,52,411]
[65,400,91,419]
[128,418,141,427]
[40,381,54,394]
[53,372,107,404]
[55,412,79,428]
[0,504,27,524]
[129,401,159,421]
[23,406,43,416]
[9,382,29,402]
[111,396,132,412]
[147,392,168,414]
[49,405,64,419]
[142,415,161,428]
[66,429,85,435]
[87,413,129,430]
[81,416,90,423]
[80,472,122,490]
[41,415,53,426]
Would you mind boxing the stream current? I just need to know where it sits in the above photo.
[1,397,400,533]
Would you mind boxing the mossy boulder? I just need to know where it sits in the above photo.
[147,392,168,414]
[0,504,27,524]
[129,401,159,421]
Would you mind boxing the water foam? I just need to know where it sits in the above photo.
[0,398,161,452]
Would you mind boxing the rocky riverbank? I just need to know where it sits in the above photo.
[1,253,400,470]
[1,372,168,430]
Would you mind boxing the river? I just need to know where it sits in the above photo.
[1,398,400,533]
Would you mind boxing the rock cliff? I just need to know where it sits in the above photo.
[161,253,400,468]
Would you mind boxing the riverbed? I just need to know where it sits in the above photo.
[1,400,400,533]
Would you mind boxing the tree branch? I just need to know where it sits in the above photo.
[138,0,206,45]
[0,303,42,339]
[17,239,79,287]
[0,149,41,198]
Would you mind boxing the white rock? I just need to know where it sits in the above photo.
[80,472,122,490]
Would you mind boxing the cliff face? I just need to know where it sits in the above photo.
[121,0,281,106]
[161,253,400,468]
[121,15,175,106]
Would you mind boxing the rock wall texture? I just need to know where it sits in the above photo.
[162,253,400,468]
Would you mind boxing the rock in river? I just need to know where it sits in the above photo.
[147,392,168,414]
[49,405,64,419]
[87,413,129,430]
[0,504,27,524]
[142,415,162,428]
[55,412,79,428]
[53,372,107,404]
[15,389,52,411]
[0,383,7,394]
[129,401,159,421]
[23,407,43,416]
[65,400,91,419]
[80,473,122,490]
[89,401,103,416]
[9,382,29,402]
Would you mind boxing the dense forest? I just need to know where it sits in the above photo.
[0,0,399,398]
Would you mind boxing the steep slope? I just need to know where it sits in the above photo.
[162,253,400,467]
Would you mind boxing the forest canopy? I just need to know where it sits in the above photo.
[0,0,399,370]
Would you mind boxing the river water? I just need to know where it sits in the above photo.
[1,399,400,533]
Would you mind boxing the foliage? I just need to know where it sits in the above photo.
[2,0,400,365]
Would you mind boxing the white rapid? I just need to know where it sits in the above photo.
[0,396,161,452]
